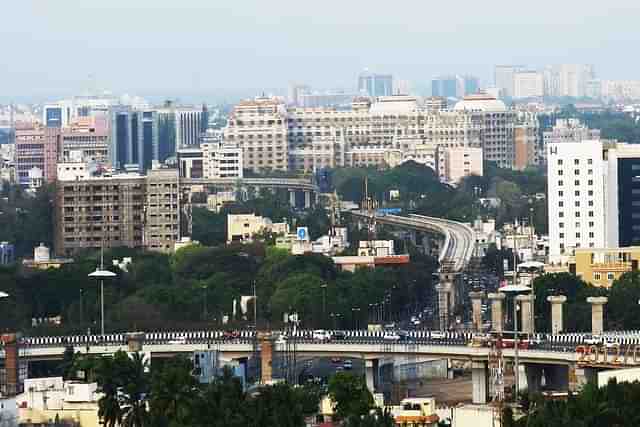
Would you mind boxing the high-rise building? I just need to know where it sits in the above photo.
[431,76,458,98]
[54,168,180,256]
[110,108,157,173]
[547,140,640,264]
[43,104,71,128]
[358,70,393,97]
[547,140,606,263]
[175,108,204,148]
[457,75,480,97]
[156,107,177,163]
[15,126,59,186]
[494,65,524,98]
[544,64,595,98]
[287,83,311,106]
[513,71,545,98]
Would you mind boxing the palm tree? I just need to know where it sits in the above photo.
[150,356,199,425]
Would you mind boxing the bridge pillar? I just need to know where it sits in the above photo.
[126,332,145,352]
[2,333,21,396]
[587,297,608,335]
[365,359,380,394]
[258,331,274,384]
[488,293,506,332]
[547,295,567,334]
[570,365,597,392]
[471,361,488,404]
[516,294,535,334]
[523,364,543,393]
[288,190,296,208]
[304,191,311,209]
[469,291,485,332]
[436,283,451,331]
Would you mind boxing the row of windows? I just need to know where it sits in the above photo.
[558,211,595,218]
[557,158,594,165]
[559,221,595,228]
[593,272,615,281]
[557,169,593,176]
[559,232,595,238]
[557,180,594,186]
[558,190,594,197]
[559,200,594,207]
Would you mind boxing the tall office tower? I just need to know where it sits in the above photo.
[494,65,524,98]
[110,108,157,172]
[223,97,288,172]
[54,168,180,256]
[358,70,393,97]
[175,108,204,147]
[287,83,311,106]
[545,64,595,98]
[514,112,540,169]
[605,144,640,247]
[513,71,545,98]
[547,140,606,263]
[431,76,458,98]
[156,106,177,163]
[457,75,480,97]
[541,119,600,164]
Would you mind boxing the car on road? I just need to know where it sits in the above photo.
[429,331,446,340]
[331,357,342,364]
[343,360,353,370]
[223,330,240,340]
[168,336,186,345]
[313,330,332,341]
[583,335,602,345]
[383,332,401,341]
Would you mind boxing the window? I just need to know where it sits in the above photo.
[589,232,594,238]
[576,232,581,238]
[575,222,580,228]
[575,169,580,175]
[588,190,594,196]
[558,159,564,165]
[559,201,564,207]
[575,180,580,186]
[589,222,594,227]
[559,191,564,197]
[576,212,581,217]
[588,180,593,186]
[588,169,593,175]
[574,159,580,165]
[588,200,593,207]
[558,170,564,176]
[559,233,565,238]
[608,272,615,281]
[558,180,564,186]
[589,211,594,217]
[594,272,601,280]
[559,222,564,228]
[575,191,580,196]
[575,201,580,207]
[588,158,593,165]
[559,212,564,218]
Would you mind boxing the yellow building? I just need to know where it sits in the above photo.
[572,247,640,287]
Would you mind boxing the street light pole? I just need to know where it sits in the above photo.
[320,284,327,328]
[88,248,116,336]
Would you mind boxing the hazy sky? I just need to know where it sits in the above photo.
[3,1,640,101]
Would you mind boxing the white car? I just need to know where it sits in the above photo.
[313,330,332,341]
[583,335,602,345]
[429,331,446,340]
[383,332,401,341]
[168,336,186,345]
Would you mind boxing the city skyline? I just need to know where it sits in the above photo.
[3,1,640,101]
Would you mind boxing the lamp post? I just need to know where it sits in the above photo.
[88,252,116,336]
[320,284,328,328]
[500,284,532,401]
[201,283,209,321]
[351,307,361,330]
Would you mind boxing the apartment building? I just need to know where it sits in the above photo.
[54,168,179,256]
[572,247,640,288]
[223,98,289,172]
[60,121,109,164]
[201,141,243,179]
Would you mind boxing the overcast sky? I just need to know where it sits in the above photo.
[2,1,640,101]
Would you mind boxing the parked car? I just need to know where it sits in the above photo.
[343,360,353,370]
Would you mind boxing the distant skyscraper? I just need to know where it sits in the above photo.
[459,75,479,96]
[358,70,393,97]
[513,71,545,98]
[175,108,204,147]
[288,83,311,106]
[156,107,177,163]
[110,107,157,172]
[43,104,71,128]
[431,76,458,98]
[544,64,595,98]
[494,65,524,98]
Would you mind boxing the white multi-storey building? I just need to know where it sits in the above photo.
[513,71,545,98]
[547,140,607,263]
[541,119,600,164]
[224,95,523,175]
[202,141,243,179]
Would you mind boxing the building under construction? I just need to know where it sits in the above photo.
[54,168,180,256]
